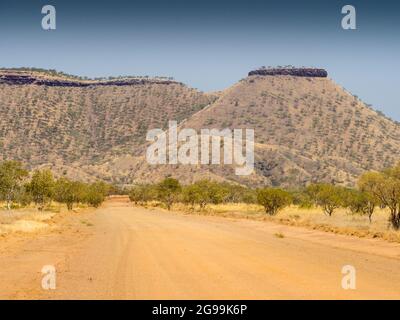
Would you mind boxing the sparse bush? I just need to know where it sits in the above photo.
[108,184,128,196]
[290,188,313,209]
[54,179,108,210]
[256,188,292,215]
[83,182,109,208]
[157,177,181,210]
[182,180,228,209]
[0,161,111,211]
[16,185,33,207]
[307,184,345,216]
[0,161,29,210]
[342,188,377,222]
[26,169,55,210]
[358,165,400,229]
[221,183,257,204]
[54,178,86,210]
[129,184,156,205]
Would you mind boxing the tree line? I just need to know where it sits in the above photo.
[3,159,400,230]
[0,161,110,211]
[129,163,400,230]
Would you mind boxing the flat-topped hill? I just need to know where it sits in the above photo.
[0,68,216,182]
[248,67,328,78]
[0,69,180,87]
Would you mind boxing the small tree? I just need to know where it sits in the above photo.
[27,169,55,210]
[307,184,344,216]
[358,167,400,229]
[182,180,228,210]
[84,183,106,208]
[181,183,202,208]
[54,178,86,210]
[257,188,292,215]
[291,188,313,209]
[0,161,29,210]
[221,183,257,204]
[89,181,110,198]
[16,184,33,207]
[157,177,181,210]
[343,188,377,223]
[129,184,155,205]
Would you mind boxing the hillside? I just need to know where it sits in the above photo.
[0,67,399,187]
[175,70,400,186]
[0,69,215,181]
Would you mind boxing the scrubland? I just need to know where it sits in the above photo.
[168,203,400,243]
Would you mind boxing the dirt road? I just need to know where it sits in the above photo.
[1,197,400,299]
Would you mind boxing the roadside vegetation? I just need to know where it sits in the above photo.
[0,161,110,211]
[128,163,400,242]
[3,159,400,242]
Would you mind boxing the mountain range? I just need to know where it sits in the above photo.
[1,67,399,187]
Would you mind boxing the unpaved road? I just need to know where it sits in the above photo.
[1,197,400,299]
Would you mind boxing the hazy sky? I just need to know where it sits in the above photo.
[0,0,399,119]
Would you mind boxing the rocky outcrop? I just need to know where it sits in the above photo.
[248,68,328,78]
[0,71,180,87]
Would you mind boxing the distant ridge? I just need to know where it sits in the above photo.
[0,67,215,184]
[248,67,328,78]
[0,69,180,87]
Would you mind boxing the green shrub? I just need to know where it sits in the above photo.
[307,184,346,216]
[157,177,181,210]
[182,180,229,209]
[26,169,55,210]
[342,188,377,222]
[0,161,29,210]
[290,188,313,209]
[358,166,400,228]
[257,188,292,215]
[53,178,86,210]
[129,184,156,205]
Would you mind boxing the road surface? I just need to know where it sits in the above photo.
[1,197,400,299]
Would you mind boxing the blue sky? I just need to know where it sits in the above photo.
[0,0,399,119]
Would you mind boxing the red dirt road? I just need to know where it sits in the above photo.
[1,198,400,299]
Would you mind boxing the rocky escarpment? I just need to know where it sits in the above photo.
[0,70,180,87]
[248,67,328,78]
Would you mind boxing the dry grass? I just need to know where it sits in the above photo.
[0,201,88,236]
[267,206,400,242]
[0,208,56,235]
[163,202,400,243]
